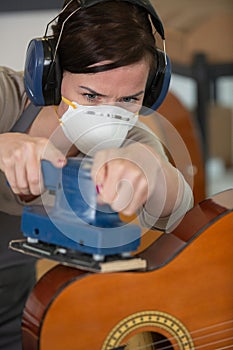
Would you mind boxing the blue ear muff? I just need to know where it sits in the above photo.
[24,37,61,106]
[149,54,171,111]
[24,39,45,106]
[142,50,171,114]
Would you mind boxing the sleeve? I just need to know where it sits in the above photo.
[138,174,194,232]
[0,67,33,215]
[0,66,28,133]
[126,119,168,160]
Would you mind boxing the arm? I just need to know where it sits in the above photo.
[0,67,67,197]
[91,120,193,231]
[0,132,67,195]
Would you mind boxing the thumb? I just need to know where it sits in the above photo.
[42,141,67,168]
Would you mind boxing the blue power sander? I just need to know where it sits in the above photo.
[10,157,146,272]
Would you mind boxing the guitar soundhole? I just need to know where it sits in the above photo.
[117,332,173,349]
[102,311,194,350]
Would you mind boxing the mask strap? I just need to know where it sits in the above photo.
[62,96,77,109]
[53,106,63,125]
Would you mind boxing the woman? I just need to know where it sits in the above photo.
[0,0,193,349]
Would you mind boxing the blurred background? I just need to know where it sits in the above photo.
[0,0,232,200]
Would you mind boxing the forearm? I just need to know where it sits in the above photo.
[126,123,194,230]
[138,144,194,231]
[145,154,184,217]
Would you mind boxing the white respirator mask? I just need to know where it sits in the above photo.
[59,97,138,156]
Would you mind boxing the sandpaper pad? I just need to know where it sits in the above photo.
[10,239,147,273]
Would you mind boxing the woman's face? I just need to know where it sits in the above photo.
[58,59,150,115]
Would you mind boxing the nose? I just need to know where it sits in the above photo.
[100,98,140,114]
[101,97,118,106]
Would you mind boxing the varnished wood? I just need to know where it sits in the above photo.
[36,260,58,280]
[22,189,233,350]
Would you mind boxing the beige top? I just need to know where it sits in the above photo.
[0,66,193,231]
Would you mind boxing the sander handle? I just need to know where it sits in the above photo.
[41,160,60,191]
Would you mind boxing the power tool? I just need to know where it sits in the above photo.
[10,157,146,272]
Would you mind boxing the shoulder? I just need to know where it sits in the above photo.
[0,66,28,132]
[0,66,24,94]
[126,119,168,159]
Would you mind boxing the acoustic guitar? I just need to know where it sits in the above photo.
[22,189,233,350]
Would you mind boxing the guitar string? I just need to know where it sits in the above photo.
[217,345,233,350]
[193,336,233,349]
[189,326,233,345]
[148,319,233,347]
[190,320,233,336]
[122,320,233,350]
[126,334,233,350]
[140,329,233,350]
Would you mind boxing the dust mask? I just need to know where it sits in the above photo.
[59,97,138,156]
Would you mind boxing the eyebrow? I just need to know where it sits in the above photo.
[79,85,145,99]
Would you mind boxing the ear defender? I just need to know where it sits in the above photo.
[142,49,171,114]
[24,0,171,109]
[24,37,61,106]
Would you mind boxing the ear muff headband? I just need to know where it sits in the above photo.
[24,0,171,109]
[78,0,165,39]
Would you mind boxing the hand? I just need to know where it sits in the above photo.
[0,133,66,195]
[91,143,163,216]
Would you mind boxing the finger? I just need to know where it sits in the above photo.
[14,160,31,195]
[5,163,20,194]
[99,160,124,203]
[91,152,109,186]
[110,178,134,212]
[22,140,66,195]
[25,155,42,195]
[111,176,148,215]
[15,141,43,195]
[100,157,143,203]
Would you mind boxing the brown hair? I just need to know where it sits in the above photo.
[52,0,157,74]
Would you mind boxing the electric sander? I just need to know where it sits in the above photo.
[10,157,146,272]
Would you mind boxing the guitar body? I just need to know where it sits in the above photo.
[22,190,233,350]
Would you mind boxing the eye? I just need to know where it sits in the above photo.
[121,96,140,104]
[82,93,99,103]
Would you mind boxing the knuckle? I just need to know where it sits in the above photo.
[1,156,11,168]
[38,137,49,148]
[14,149,24,161]
[24,137,48,156]
[1,151,17,166]
[30,175,39,186]
[24,141,37,153]
[10,183,18,192]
